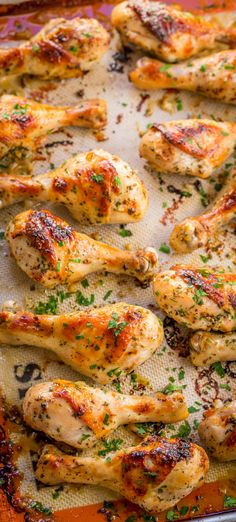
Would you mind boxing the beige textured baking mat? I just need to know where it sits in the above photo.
[0,7,235,519]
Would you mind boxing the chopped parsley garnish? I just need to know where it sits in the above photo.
[119,225,132,237]
[104,289,113,301]
[212,361,225,377]
[159,243,170,254]
[200,254,211,263]
[0,231,4,240]
[28,501,52,516]
[98,438,122,456]
[76,291,95,307]
[35,295,58,315]
[107,367,122,378]
[188,405,200,414]
[108,313,128,337]
[103,413,110,425]
[193,288,207,305]
[114,175,122,188]
[200,64,206,72]
[81,278,89,288]
[69,258,81,263]
[176,97,183,111]
[91,173,103,183]
[176,421,191,438]
[160,63,172,77]
[224,495,236,508]
[162,383,182,395]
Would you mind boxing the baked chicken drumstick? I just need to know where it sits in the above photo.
[140,119,236,179]
[153,265,236,332]
[6,209,157,287]
[0,17,110,79]
[170,170,236,253]
[0,303,163,383]
[190,331,236,366]
[0,149,148,225]
[130,50,236,105]
[112,0,232,63]
[36,438,209,513]
[0,95,106,160]
[23,379,188,448]
[198,400,236,461]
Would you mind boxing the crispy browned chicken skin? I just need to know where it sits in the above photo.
[199,400,236,461]
[6,209,157,287]
[0,149,148,225]
[0,17,110,79]
[140,119,236,179]
[0,94,106,159]
[36,437,209,513]
[153,265,236,332]
[112,0,231,63]
[23,379,188,448]
[130,50,236,105]
[0,303,163,383]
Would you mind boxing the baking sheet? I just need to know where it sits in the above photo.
[0,1,235,521]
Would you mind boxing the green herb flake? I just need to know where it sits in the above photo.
[119,226,132,237]
[35,295,58,315]
[104,289,113,301]
[212,361,225,377]
[176,421,191,438]
[103,413,110,425]
[224,495,236,508]
[76,291,95,307]
[159,243,170,254]
[91,173,103,183]
[98,438,122,456]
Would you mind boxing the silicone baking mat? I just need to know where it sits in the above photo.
[0,1,235,521]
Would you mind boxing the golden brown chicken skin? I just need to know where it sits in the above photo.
[23,379,188,449]
[198,400,236,461]
[112,0,229,63]
[0,149,148,225]
[130,50,236,104]
[6,209,157,287]
[170,170,236,253]
[153,265,236,332]
[190,331,236,366]
[36,437,209,513]
[0,303,163,383]
[0,94,106,160]
[0,18,110,79]
[140,120,236,179]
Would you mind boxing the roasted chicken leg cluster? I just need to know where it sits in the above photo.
[198,400,236,461]
[0,95,106,160]
[170,169,236,253]
[153,265,236,332]
[23,379,188,448]
[36,438,209,513]
[112,0,231,63]
[0,149,148,225]
[190,331,236,366]
[0,18,110,79]
[130,50,236,105]
[6,209,157,287]
[140,119,236,179]
[0,303,163,383]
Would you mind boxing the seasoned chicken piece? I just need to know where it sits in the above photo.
[153,265,236,332]
[0,18,110,79]
[130,50,236,104]
[36,437,209,513]
[23,379,188,449]
[198,400,236,461]
[0,94,106,160]
[0,149,148,225]
[170,169,236,253]
[111,0,230,63]
[190,331,236,366]
[140,120,236,179]
[6,209,157,287]
[0,303,163,383]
